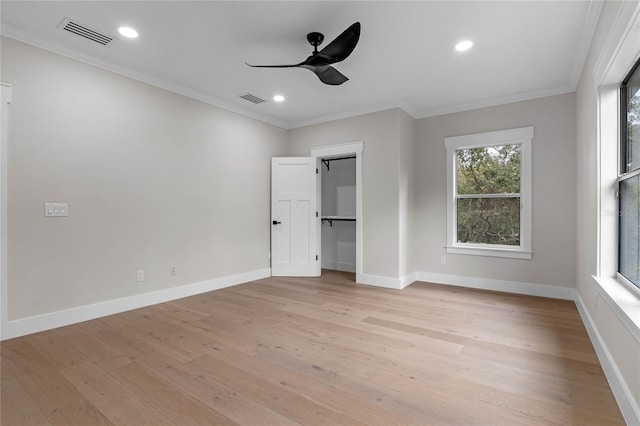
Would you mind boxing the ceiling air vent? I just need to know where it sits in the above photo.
[57,18,114,45]
[239,93,267,104]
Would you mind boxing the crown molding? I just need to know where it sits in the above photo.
[568,0,604,90]
[592,0,640,86]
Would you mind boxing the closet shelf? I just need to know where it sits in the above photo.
[321,216,356,227]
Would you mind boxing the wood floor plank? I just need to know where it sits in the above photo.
[253,335,493,425]
[141,354,301,426]
[361,314,598,363]
[194,337,421,426]
[460,340,614,387]
[2,341,113,425]
[247,311,609,413]
[191,332,424,424]
[0,270,625,425]
[26,328,123,371]
[0,356,52,426]
[111,362,236,425]
[189,354,367,426]
[61,361,174,425]
[61,328,133,371]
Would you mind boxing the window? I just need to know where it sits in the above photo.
[619,57,640,289]
[445,127,533,259]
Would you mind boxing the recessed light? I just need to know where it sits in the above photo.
[118,26,138,39]
[273,95,285,102]
[455,40,473,52]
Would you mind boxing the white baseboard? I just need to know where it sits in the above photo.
[321,261,356,273]
[358,273,404,289]
[414,271,575,300]
[357,272,416,290]
[399,272,416,289]
[5,268,271,340]
[574,293,640,426]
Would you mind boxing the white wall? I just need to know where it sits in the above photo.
[575,1,640,420]
[321,158,356,272]
[398,110,415,279]
[414,93,577,290]
[2,37,288,321]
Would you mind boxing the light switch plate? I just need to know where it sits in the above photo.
[44,202,68,217]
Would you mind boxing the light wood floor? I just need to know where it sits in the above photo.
[1,270,625,425]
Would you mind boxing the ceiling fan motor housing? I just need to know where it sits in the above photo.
[307,31,324,51]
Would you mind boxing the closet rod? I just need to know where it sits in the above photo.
[321,217,356,227]
[321,155,356,171]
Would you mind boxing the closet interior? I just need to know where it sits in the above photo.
[320,156,356,274]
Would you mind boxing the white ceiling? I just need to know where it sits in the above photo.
[1,1,600,129]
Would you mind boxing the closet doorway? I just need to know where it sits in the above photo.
[311,142,363,283]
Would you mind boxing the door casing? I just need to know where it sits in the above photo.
[311,142,363,283]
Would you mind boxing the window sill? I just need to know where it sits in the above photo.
[446,245,532,259]
[592,275,640,344]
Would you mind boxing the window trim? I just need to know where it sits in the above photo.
[620,56,640,175]
[445,126,533,259]
[617,55,640,288]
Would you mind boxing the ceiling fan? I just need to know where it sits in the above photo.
[246,22,361,86]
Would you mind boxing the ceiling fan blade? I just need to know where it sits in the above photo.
[245,62,299,68]
[313,66,349,85]
[317,22,361,63]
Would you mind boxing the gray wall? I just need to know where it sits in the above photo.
[398,110,416,278]
[414,93,577,288]
[288,108,414,279]
[3,37,288,320]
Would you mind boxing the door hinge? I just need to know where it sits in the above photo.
[316,168,319,174]
[316,255,318,261]
[316,211,318,217]
[615,191,620,200]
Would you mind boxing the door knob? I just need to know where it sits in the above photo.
[272,220,282,225]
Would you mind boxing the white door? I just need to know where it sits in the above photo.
[271,157,319,277]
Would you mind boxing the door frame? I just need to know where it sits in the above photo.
[1,83,12,340]
[311,141,363,283]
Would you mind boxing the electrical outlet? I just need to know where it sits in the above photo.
[136,269,144,282]
[44,202,68,217]
[440,255,447,265]
[170,266,176,277]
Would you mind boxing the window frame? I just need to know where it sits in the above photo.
[617,56,640,289]
[591,0,640,357]
[445,126,533,259]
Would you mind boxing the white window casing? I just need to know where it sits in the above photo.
[445,126,533,259]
